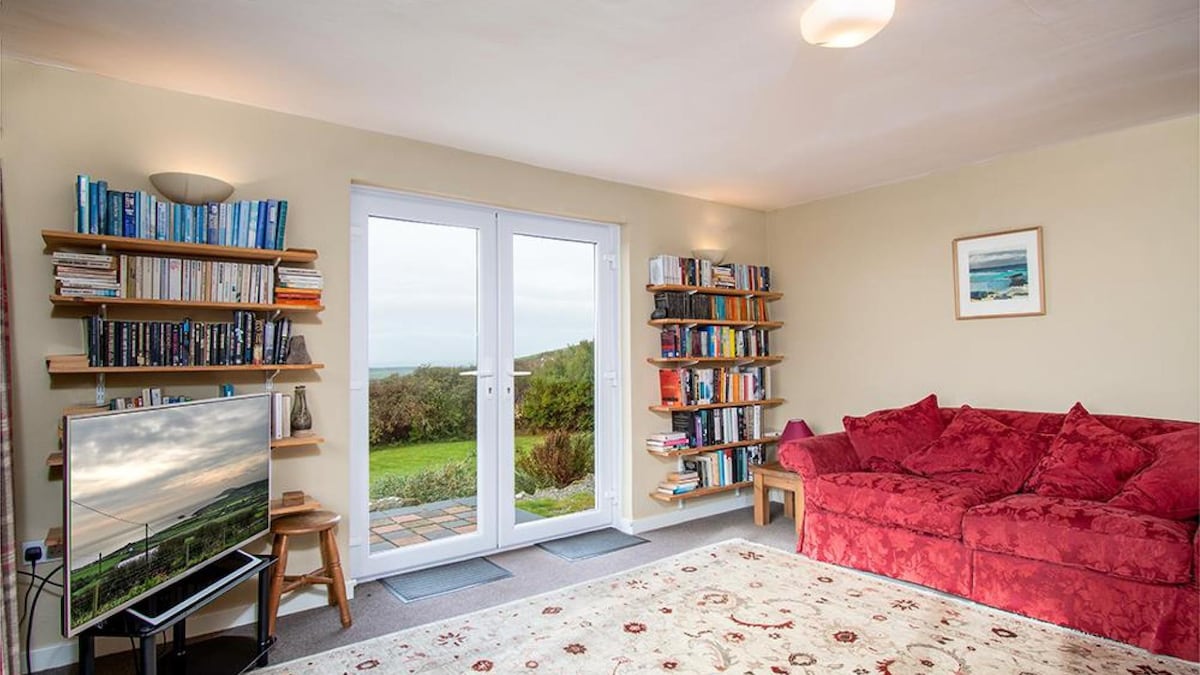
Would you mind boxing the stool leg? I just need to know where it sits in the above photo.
[320,529,352,628]
[794,480,806,537]
[267,533,289,637]
[753,473,769,526]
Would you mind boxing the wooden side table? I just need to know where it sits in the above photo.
[753,462,804,535]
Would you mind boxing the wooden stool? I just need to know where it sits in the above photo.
[267,510,351,636]
[754,462,804,535]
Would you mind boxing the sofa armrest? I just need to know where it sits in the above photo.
[778,431,861,480]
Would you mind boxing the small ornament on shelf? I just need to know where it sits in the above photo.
[290,385,313,437]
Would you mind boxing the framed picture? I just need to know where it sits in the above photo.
[952,226,1045,320]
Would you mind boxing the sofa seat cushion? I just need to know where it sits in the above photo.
[963,494,1196,584]
[808,472,998,539]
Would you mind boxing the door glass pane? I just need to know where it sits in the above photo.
[367,217,480,552]
[511,235,597,524]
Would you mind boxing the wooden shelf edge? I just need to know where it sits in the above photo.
[269,495,321,518]
[271,435,324,449]
[43,230,318,263]
[649,319,783,330]
[649,398,785,413]
[47,452,63,468]
[45,527,63,549]
[647,356,784,367]
[46,358,326,374]
[646,437,779,458]
[50,295,323,313]
[646,284,782,301]
[650,481,753,503]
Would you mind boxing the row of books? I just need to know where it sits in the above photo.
[669,405,765,448]
[275,266,323,307]
[648,255,771,291]
[54,251,281,305]
[646,431,690,454]
[270,391,296,439]
[80,312,295,367]
[109,388,193,410]
[658,470,701,495]
[678,446,766,488]
[653,292,771,321]
[74,175,289,250]
[659,326,771,359]
[658,366,772,407]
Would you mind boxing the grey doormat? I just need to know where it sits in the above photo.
[379,557,512,603]
[536,528,649,561]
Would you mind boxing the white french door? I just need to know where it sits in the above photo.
[349,187,619,580]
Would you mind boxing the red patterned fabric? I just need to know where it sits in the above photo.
[902,406,1051,493]
[842,394,944,465]
[778,431,860,479]
[972,551,1199,661]
[1108,428,1200,521]
[1025,402,1153,501]
[808,472,996,538]
[962,494,1195,584]
[802,508,973,596]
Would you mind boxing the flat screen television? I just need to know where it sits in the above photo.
[62,393,271,637]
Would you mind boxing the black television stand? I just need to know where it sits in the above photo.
[77,552,276,675]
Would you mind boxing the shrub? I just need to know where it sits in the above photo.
[516,431,594,490]
[369,366,476,447]
[517,341,594,433]
[369,453,477,502]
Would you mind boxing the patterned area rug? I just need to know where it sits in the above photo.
[259,539,1197,674]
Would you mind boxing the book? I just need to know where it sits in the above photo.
[658,369,683,407]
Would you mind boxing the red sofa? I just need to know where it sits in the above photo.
[779,399,1199,661]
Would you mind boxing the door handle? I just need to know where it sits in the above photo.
[459,370,495,378]
[509,371,531,377]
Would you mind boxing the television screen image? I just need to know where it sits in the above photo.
[63,393,271,636]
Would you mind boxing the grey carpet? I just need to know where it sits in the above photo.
[39,504,798,674]
[536,527,648,561]
[378,557,512,602]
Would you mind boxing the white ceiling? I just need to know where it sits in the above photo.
[3,0,1197,210]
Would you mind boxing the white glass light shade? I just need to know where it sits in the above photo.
[801,0,895,48]
[691,248,727,264]
[149,172,235,205]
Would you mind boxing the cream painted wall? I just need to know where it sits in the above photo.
[766,116,1200,432]
[1,59,766,665]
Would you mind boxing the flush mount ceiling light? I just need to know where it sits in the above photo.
[149,172,235,205]
[801,0,895,48]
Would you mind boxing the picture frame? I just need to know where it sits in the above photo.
[952,226,1045,320]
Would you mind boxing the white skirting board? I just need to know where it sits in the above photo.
[26,582,356,673]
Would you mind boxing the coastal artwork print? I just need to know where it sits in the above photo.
[953,226,1044,319]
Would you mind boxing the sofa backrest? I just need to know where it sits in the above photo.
[939,407,1198,440]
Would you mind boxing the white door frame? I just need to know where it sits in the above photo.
[349,186,622,580]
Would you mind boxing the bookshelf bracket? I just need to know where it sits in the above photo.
[265,369,280,392]
[94,373,106,406]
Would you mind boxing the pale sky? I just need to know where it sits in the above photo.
[67,396,270,569]
[368,217,596,367]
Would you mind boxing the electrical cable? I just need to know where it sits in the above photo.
[129,636,142,675]
[24,563,63,675]
[20,560,36,623]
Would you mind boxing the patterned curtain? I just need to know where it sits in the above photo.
[0,166,19,674]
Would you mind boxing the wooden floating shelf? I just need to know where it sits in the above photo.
[43,230,318,263]
[46,357,325,374]
[269,495,321,518]
[649,318,783,330]
[46,452,63,468]
[650,481,753,503]
[270,435,324,449]
[50,295,323,313]
[647,437,779,458]
[46,527,63,550]
[647,356,784,367]
[649,398,786,413]
[646,284,782,301]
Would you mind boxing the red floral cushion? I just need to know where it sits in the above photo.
[842,394,945,466]
[1024,402,1153,501]
[808,472,997,539]
[1108,428,1200,520]
[963,494,1196,584]
[902,406,1050,494]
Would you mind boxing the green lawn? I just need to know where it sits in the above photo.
[369,435,542,480]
